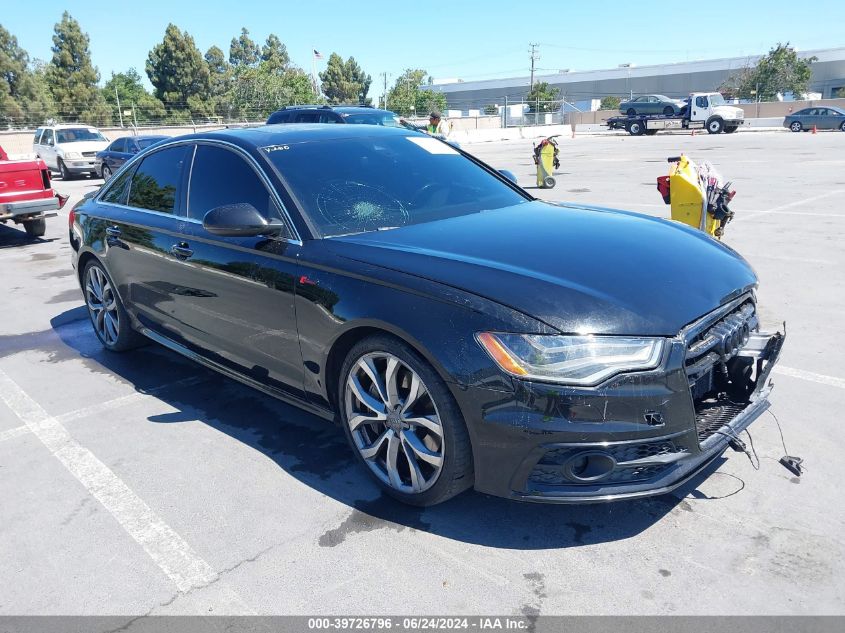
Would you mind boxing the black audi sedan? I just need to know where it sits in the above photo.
[69,124,784,506]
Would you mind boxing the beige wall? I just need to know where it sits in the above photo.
[0,123,228,157]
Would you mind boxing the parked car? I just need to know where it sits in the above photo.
[267,105,401,126]
[1,145,67,237]
[96,135,169,180]
[69,125,784,506]
[32,124,110,180]
[784,106,845,132]
[619,95,685,116]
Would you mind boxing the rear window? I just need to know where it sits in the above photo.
[137,137,166,149]
[342,113,401,127]
[127,145,190,214]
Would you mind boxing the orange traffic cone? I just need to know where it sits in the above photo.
[691,129,696,137]
[812,124,817,134]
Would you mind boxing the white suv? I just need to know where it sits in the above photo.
[32,124,110,179]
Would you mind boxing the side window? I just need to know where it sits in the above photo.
[111,138,127,153]
[101,166,135,205]
[44,130,55,146]
[318,112,342,123]
[294,111,320,123]
[695,96,708,108]
[817,109,829,116]
[127,145,190,214]
[33,129,43,144]
[187,145,286,231]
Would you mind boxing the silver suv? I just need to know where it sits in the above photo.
[32,124,110,179]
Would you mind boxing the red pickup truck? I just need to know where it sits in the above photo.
[0,145,67,237]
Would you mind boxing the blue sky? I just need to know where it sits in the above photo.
[3,0,843,101]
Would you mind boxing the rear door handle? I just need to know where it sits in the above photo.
[170,242,193,259]
[105,225,121,237]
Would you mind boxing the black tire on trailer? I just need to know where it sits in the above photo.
[627,120,645,136]
[663,106,674,115]
[706,117,724,134]
[626,108,636,116]
[645,129,658,136]
[724,126,738,134]
[23,218,46,237]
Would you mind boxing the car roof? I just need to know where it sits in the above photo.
[167,123,418,149]
[119,135,169,140]
[271,105,395,115]
[48,124,102,129]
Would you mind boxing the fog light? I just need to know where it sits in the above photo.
[563,452,616,482]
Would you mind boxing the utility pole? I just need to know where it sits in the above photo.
[380,72,390,109]
[115,86,123,127]
[529,43,539,89]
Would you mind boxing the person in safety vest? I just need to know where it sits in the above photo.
[400,111,450,140]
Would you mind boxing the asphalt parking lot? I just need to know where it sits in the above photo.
[1,129,843,616]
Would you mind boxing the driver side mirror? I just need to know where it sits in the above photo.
[203,203,283,238]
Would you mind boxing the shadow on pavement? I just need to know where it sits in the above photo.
[41,306,719,551]
[0,223,57,249]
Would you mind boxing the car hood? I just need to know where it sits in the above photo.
[326,201,757,336]
[58,140,110,154]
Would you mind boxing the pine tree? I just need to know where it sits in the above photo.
[146,24,211,118]
[102,68,166,123]
[261,34,289,73]
[229,28,260,68]
[44,12,108,123]
[319,53,371,105]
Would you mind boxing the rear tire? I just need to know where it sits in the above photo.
[840,121,845,132]
[626,108,636,116]
[790,121,802,133]
[23,218,46,237]
[82,260,145,352]
[644,129,658,136]
[627,120,644,136]
[338,334,473,506]
[724,126,738,134]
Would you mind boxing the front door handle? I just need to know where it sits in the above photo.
[170,242,193,259]
[105,225,121,238]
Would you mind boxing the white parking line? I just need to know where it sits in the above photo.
[0,425,29,443]
[0,367,252,611]
[734,190,845,222]
[774,365,845,390]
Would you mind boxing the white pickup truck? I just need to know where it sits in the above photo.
[607,92,745,136]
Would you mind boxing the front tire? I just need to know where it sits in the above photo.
[82,260,144,352]
[663,106,674,115]
[24,218,46,237]
[706,117,724,134]
[790,121,803,132]
[339,334,473,506]
[626,108,636,116]
[58,158,72,180]
[101,164,112,180]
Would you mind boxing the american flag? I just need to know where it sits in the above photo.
[313,49,323,60]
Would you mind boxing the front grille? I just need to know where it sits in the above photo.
[82,151,96,157]
[694,400,746,442]
[684,300,757,444]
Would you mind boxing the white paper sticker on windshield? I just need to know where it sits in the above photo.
[406,136,459,155]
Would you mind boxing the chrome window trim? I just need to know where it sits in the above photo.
[97,137,302,245]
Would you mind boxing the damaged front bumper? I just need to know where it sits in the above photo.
[458,310,785,504]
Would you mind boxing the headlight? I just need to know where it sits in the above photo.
[476,332,665,386]
[63,151,81,159]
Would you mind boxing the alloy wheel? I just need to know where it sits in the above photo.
[344,352,444,493]
[85,266,120,346]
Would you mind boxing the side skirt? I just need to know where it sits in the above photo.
[139,327,336,422]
